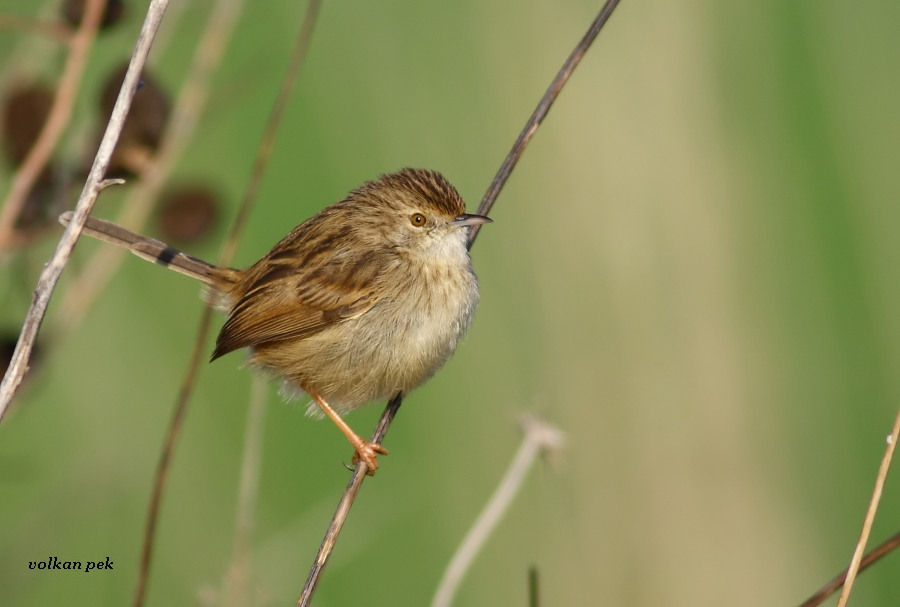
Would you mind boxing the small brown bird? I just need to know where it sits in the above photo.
[61,169,490,473]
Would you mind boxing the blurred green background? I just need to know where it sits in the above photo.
[2,0,900,605]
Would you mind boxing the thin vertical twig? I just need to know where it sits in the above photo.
[833,407,900,607]
[528,566,540,607]
[0,0,104,250]
[132,2,323,604]
[128,0,248,601]
[431,415,564,607]
[132,306,215,607]
[0,0,170,421]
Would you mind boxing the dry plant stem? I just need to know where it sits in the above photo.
[129,0,251,599]
[799,530,900,607]
[0,0,170,421]
[133,306,215,607]
[0,0,104,250]
[467,0,623,250]
[133,2,322,604]
[431,415,564,607]
[223,375,268,607]
[528,566,540,607]
[222,0,323,262]
[58,0,247,331]
[834,406,900,607]
[296,394,403,607]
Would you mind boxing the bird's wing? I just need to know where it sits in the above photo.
[211,240,393,361]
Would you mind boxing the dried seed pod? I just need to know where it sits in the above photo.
[2,83,54,167]
[156,185,221,243]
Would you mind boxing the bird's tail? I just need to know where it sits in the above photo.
[59,211,235,287]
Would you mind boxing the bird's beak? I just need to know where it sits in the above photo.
[451,213,492,228]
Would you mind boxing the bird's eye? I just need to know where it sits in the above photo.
[410,213,427,227]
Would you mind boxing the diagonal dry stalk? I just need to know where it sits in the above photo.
[296,2,623,604]
[132,306,216,607]
[431,415,564,607]
[833,405,900,607]
[132,2,323,605]
[296,393,403,607]
[0,0,104,251]
[799,529,900,607]
[467,0,623,249]
[0,0,170,421]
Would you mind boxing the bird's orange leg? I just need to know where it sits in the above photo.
[309,392,388,475]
